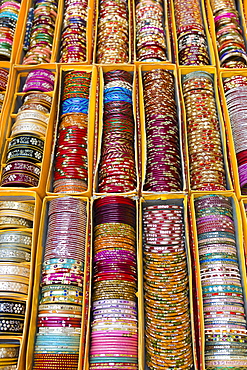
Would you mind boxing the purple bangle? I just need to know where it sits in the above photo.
[1,171,39,187]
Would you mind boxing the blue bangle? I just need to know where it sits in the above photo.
[104,86,132,96]
[104,94,132,103]
[61,97,89,115]
[202,285,242,293]
[220,49,247,61]
[200,258,238,263]
[198,231,235,240]
[44,258,82,265]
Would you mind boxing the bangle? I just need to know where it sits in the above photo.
[98,70,136,193]
[59,0,87,63]
[1,171,39,187]
[2,160,41,179]
[96,0,129,63]
[16,110,48,124]
[0,200,34,216]
[6,147,43,164]
[182,71,226,191]
[223,75,247,193]
[0,215,32,229]
[53,71,91,194]
[0,299,26,316]
[33,197,87,368]
[174,0,209,65]
[0,318,24,334]
[0,247,31,262]
[0,346,19,359]
[91,196,138,368]
[11,120,47,137]
[22,69,55,92]
[0,281,29,295]
[0,263,30,278]
[0,230,32,247]
[195,195,247,365]
[23,92,52,107]
[136,0,167,62]
[143,68,182,192]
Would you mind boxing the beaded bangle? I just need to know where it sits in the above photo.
[210,0,247,68]
[135,0,167,62]
[96,0,129,63]
[53,71,91,194]
[98,70,136,193]
[174,0,210,65]
[0,0,21,61]
[22,0,58,64]
[59,0,87,63]
[195,195,247,367]
[143,69,182,192]
[33,197,87,370]
[182,71,226,191]
[1,69,54,188]
[90,196,138,370]
[223,75,247,193]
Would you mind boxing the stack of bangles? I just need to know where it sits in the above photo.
[174,0,210,65]
[210,0,247,68]
[0,0,21,61]
[0,67,8,112]
[194,195,247,368]
[1,69,54,188]
[23,7,34,53]
[22,0,58,64]
[96,0,129,63]
[0,200,35,342]
[135,0,167,62]
[223,75,247,193]
[53,70,91,193]
[143,69,182,192]
[0,339,20,370]
[33,197,87,370]
[59,0,87,62]
[182,71,226,191]
[143,203,193,369]
[90,196,138,370]
[98,70,136,193]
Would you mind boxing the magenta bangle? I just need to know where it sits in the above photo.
[27,69,55,82]
[214,12,238,21]
[91,332,138,338]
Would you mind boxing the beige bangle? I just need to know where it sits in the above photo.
[16,110,48,124]
[11,120,47,137]
[0,263,30,278]
[0,281,28,294]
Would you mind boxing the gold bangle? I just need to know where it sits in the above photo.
[0,347,19,359]
[0,216,32,229]
[0,201,34,216]
[0,210,34,222]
